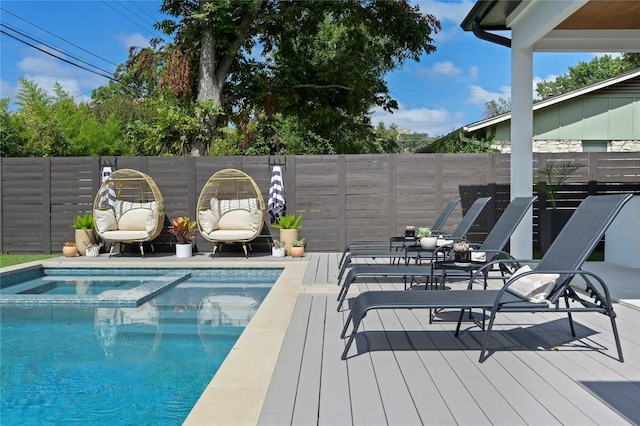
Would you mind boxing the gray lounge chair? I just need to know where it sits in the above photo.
[337,197,461,269]
[336,196,494,309]
[336,197,490,282]
[340,193,632,362]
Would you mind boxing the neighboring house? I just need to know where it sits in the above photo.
[423,67,640,153]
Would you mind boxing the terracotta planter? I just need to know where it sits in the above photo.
[290,246,304,258]
[75,229,96,256]
[279,229,299,256]
[63,246,78,257]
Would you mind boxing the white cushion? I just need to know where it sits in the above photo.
[208,229,257,240]
[506,265,559,303]
[114,200,157,220]
[100,230,150,241]
[249,208,262,232]
[218,210,252,230]
[94,209,117,233]
[118,208,151,231]
[199,209,218,234]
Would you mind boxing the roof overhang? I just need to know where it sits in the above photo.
[461,0,640,52]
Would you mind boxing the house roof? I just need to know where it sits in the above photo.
[463,67,640,133]
[461,0,640,32]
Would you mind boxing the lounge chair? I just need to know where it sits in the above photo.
[337,197,461,269]
[336,196,492,306]
[340,193,632,362]
[336,197,490,282]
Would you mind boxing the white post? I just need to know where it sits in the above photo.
[509,43,534,258]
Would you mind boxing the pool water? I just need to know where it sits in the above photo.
[0,268,280,425]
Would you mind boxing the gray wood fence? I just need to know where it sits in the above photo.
[1,152,639,254]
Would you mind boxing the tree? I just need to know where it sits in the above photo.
[153,0,440,155]
[536,53,640,99]
[483,97,511,118]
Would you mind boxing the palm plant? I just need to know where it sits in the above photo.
[535,160,583,209]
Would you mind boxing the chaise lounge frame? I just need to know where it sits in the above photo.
[340,194,632,362]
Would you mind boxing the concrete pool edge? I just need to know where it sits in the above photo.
[183,261,307,425]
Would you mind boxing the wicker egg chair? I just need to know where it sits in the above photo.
[92,168,165,257]
[197,169,266,257]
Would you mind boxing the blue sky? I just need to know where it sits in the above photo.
[1,0,598,137]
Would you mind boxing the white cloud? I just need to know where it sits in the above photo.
[370,104,465,136]
[118,33,152,50]
[417,61,478,81]
[15,52,102,102]
[417,0,475,23]
[431,61,462,77]
[467,84,511,105]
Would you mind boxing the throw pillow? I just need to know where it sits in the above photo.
[506,265,559,303]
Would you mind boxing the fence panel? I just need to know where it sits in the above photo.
[1,153,639,254]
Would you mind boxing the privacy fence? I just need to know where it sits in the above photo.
[1,152,639,254]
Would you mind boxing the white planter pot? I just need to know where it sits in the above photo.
[272,247,285,258]
[86,246,100,257]
[420,236,437,249]
[176,243,193,258]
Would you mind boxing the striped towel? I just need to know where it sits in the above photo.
[267,165,285,223]
[98,167,116,209]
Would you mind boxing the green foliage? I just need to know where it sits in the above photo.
[433,134,496,154]
[417,227,431,238]
[291,238,306,247]
[0,254,58,268]
[153,0,440,155]
[4,79,129,157]
[536,54,638,99]
[70,213,95,230]
[484,97,511,118]
[273,214,303,230]
[0,98,25,157]
[535,160,584,209]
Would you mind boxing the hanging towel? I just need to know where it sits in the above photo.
[267,165,285,223]
[99,166,116,209]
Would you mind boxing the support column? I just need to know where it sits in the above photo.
[510,44,533,258]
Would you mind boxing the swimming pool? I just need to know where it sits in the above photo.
[0,267,281,425]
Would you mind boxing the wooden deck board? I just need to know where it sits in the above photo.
[258,254,640,426]
[318,298,352,425]
[291,296,326,425]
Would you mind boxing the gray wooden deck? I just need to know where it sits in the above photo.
[258,253,640,425]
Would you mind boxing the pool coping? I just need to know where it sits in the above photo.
[1,257,306,425]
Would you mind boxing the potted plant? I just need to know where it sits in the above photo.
[273,214,303,255]
[535,160,584,209]
[418,227,437,249]
[452,240,471,264]
[70,213,95,256]
[535,160,583,254]
[169,216,197,258]
[271,240,285,258]
[290,239,305,257]
[86,242,103,257]
[62,241,78,257]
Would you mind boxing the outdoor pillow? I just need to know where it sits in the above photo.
[506,265,559,303]
[118,208,151,231]
[199,209,218,234]
[217,210,252,230]
[94,209,118,233]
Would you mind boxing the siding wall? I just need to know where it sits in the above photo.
[1,153,639,254]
